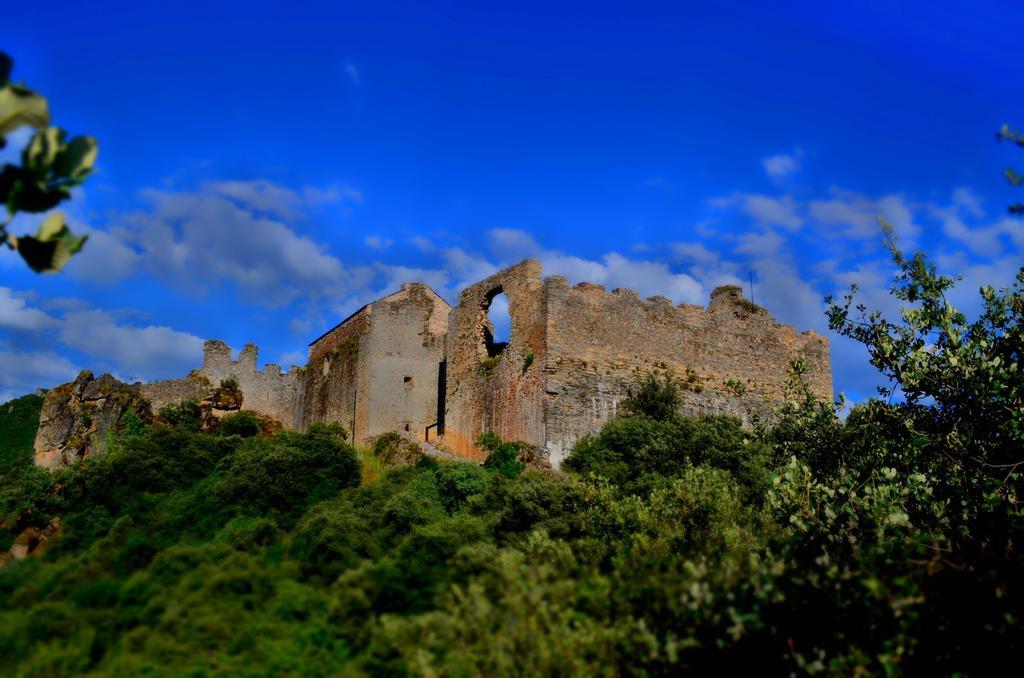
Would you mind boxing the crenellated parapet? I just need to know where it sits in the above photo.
[193,340,302,427]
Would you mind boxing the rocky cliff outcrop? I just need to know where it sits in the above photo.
[33,371,152,469]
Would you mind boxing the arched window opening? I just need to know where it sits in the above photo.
[483,289,511,358]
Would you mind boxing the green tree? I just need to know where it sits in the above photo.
[997,123,1023,215]
[621,372,682,421]
[0,51,95,273]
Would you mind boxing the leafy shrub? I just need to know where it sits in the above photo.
[563,412,771,500]
[372,431,420,466]
[157,399,202,432]
[622,372,681,420]
[211,424,360,523]
[119,407,149,437]
[217,515,281,552]
[219,410,261,438]
[219,378,238,390]
[434,462,488,514]
[290,501,374,581]
[478,433,525,479]
[0,393,43,480]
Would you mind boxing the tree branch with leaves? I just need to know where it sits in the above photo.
[0,51,95,273]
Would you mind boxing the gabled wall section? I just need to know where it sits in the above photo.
[301,283,450,442]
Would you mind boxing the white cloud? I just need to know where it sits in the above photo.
[933,189,1017,259]
[442,247,499,287]
[364,235,394,251]
[304,184,362,205]
[279,349,307,367]
[952,187,984,217]
[58,309,204,381]
[0,350,78,395]
[712,193,803,231]
[0,288,59,331]
[65,179,365,300]
[671,241,718,265]
[410,236,435,252]
[208,180,305,220]
[488,228,543,259]
[373,264,452,300]
[735,230,786,259]
[750,259,825,332]
[116,185,352,306]
[809,189,920,244]
[595,253,704,304]
[66,227,142,284]
[761,151,800,180]
[536,254,607,284]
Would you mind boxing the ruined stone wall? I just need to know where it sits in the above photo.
[139,340,304,427]
[301,284,451,443]
[441,259,832,467]
[34,259,833,471]
[442,260,548,459]
[139,377,210,412]
[541,279,832,466]
[139,341,302,427]
[301,309,371,437]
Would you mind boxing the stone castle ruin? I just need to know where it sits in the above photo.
[34,259,832,469]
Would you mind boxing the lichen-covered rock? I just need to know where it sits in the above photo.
[205,386,243,412]
[33,371,152,469]
[196,386,245,430]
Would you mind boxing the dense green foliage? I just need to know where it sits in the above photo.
[478,433,526,479]
[0,243,1021,673]
[0,393,42,481]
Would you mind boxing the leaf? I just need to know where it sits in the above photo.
[14,211,88,273]
[0,52,11,85]
[53,135,98,182]
[24,126,65,171]
[5,167,67,214]
[0,83,50,136]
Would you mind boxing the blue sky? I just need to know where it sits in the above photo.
[1,1,1022,403]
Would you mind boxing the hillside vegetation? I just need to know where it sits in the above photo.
[0,394,43,481]
[0,247,1021,675]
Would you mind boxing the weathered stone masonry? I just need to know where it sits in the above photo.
[302,283,451,442]
[139,340,304,428]
[34,259,831,470]
[440,260,832,467]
